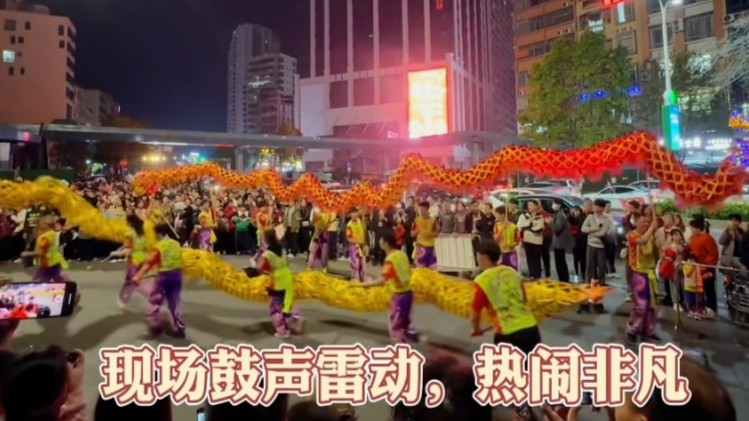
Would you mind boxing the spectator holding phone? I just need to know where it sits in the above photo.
[1,346,87,421]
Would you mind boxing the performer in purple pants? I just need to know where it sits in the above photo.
[134,224,186,338]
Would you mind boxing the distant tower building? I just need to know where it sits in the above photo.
[227,24,281,133]
[245,53,297,134]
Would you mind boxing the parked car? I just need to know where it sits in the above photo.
[524,180,582,196]
[491,193,585,214]
[583,185,649,211]
[628,180,674,201]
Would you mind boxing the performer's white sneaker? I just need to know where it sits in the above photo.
[275,332,291,339]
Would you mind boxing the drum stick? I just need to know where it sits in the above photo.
[86,246,125,270]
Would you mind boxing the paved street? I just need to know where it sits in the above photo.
[0,249,747,420]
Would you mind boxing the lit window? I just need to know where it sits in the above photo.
[2,50,15,63]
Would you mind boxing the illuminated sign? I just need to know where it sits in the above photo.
[407,68,449,138]
[601,0,630,7]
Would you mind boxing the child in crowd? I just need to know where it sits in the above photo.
[682,252,705,319]
[658,227,686,310]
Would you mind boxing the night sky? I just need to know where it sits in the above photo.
[35,0,307,131]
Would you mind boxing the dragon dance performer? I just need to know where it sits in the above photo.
[470,240,541,349]
[493,205,520,270]
[470,239,540,421]
[625,212,660,345]
[134,224,186,338]
[411,201,438,269]
[110,215,149,309]
[21,216,71,283]
[361,231,421,343]
[258,229,303,339]
[197,201,216,252]
[308,209,332,271]
[346,209,367,281]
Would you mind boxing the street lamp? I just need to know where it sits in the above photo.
[659,0,683,151]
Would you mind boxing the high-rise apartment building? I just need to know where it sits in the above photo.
[0,5,76,124]
[73,87,120,126]
[245,53,297,134]
[515,0,726,116]
[227,24,282,133]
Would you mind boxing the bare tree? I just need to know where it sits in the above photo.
[712,16,749,88]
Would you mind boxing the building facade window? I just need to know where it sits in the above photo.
[9,35,15,44]
[379,0,402,67]
[582,0,600,9]
[17,36,23,44]
[516,6,574,34]
[58,25,64,36]
[407,0,425,63]
[3,19,16,31]
[616,3,635,24]
[648,24,673,48]
[519,34,573,58]
[353,0,375,71]
[517,71,531,86]
[515,0,554,11]
[2,50,14,63]
[24,21,30,30]
[19,67,24,75]
[617,31,637,54]
[581,12,605,32]
[430,0,453,61]
[329,80,348,108]
[684,13,714,42]
[329,0,347,74]
[353,77,375,106]
[379,74,403,104]
[8,67,13,76]
[647,0,661,15]
[59,40,65,49]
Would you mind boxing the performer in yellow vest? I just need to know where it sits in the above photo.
[493,205,520,270]
[197,201,216,252]
[110,214,150,309]
[308,209,332,271]
[410,201,438,269]
[471,240,540,351]
[361,231,421,344]
[625,212,659,345]
[22,216,71,283]
[346,209,367,281]
[258,229,303,339]
[134,224,186,338]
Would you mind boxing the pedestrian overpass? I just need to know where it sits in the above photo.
[0,123,526,172]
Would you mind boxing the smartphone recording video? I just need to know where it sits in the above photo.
[0,282,77,320]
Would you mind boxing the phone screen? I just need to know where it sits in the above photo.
[0,282,76,320]
[196,408,205,421]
